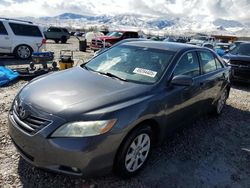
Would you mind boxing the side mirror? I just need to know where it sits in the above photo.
[171,75,193,86]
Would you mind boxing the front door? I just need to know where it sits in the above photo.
[0,21,11,53]
[164,51,204,131]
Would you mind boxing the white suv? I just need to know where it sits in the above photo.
[0,18,46,60]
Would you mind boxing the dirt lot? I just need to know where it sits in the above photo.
[0,38,250,188]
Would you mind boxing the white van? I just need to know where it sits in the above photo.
[0,18,46,60]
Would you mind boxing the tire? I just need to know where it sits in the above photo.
[214,89,228,115]
[14,45,33,60]
[61,36,67,44]
[54,39,60,44]
[114,125,152,178]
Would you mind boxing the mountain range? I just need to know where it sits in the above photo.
[23,13,250,36]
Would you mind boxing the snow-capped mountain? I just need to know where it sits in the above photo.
[213,19,244,28]
[21,13,249,36]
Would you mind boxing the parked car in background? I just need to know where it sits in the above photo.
[85,31,104,46]
[222,42,250,83]
[214,43,232,57]
[0,18,46,59]
[74,31,85,37]
[90,31,139,51]
[69,31,76,36]
[163,36,177,42]
[189,35,215,47]
[44,27,70,44]
[9,41,230,178]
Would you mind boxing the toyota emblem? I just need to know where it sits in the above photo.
[18,106,27,120]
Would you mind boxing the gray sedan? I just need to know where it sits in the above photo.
[8,41,230,177]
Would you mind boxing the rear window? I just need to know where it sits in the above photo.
[0,21,8,35]
[62,28,69,33]
[199,51,217,73]
[9,23,42,37]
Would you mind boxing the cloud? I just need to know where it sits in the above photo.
[0,0,11,6]
[0,0,249,22]
[14,0,32,3]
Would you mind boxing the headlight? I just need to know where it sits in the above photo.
[51,119,117,137]
[222,58,230,64]
[103,42,111,47]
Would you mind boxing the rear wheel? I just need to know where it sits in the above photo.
[14,45,32,60]
[114,125,152,178]
[54,39,60,44]
[61,36,67,44]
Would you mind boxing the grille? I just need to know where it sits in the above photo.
[230,60,250,67]
[233,69,250,80]
[91,39,104,47]
[10,100,51,134]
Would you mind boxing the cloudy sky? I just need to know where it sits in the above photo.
[0,0,249,21]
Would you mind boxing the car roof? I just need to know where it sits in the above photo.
[121,41,201,52]
[49,26,67,29]
[239,42,250,45]
[0,18,34,25]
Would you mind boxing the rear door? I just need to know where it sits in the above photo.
[0,21,11,53]
[197,50,225,111]
[45,27,61,39]
[8,22,43,52]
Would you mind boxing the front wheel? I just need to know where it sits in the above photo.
[214,89,228,115]
[114,126,152,178]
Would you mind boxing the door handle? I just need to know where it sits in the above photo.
[4,37,9,40]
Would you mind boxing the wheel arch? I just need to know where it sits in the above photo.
[113,118,161,174]
[13,44,34,53]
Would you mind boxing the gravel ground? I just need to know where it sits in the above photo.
[0,38,250,188]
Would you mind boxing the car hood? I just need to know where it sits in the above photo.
[19,67,149,116]
[223,53,250,62]
[94,36,119,41]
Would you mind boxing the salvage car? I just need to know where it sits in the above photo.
[8,41,230,178]
[222,42,250,83]
[0,18,46,59]
[44,27,70,44]
[90,31,139,51]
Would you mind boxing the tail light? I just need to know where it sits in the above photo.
[42,39,46,44]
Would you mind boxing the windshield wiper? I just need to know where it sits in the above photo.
[98,72,127,82]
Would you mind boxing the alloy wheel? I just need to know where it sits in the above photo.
[125,133,151,172]
[17,45,31,59]
[217,89,227,114]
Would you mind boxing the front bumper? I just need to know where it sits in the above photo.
[8,113,123,177]
[231,65,250,83]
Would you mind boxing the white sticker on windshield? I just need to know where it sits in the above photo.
[133,68,157,78]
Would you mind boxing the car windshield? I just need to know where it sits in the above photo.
[107,31,123,37]
[84,44,175,84]
[230,44,250,56]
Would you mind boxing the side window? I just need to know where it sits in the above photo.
[215,58,223,69]
[123,32,131,39]
[174,52,200,77]
[199,51,217,73]
[9,23,42,37]
[62,28,69,33]
[0,21,8,35]
[131,32,138,38]
[48,28,61,32]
